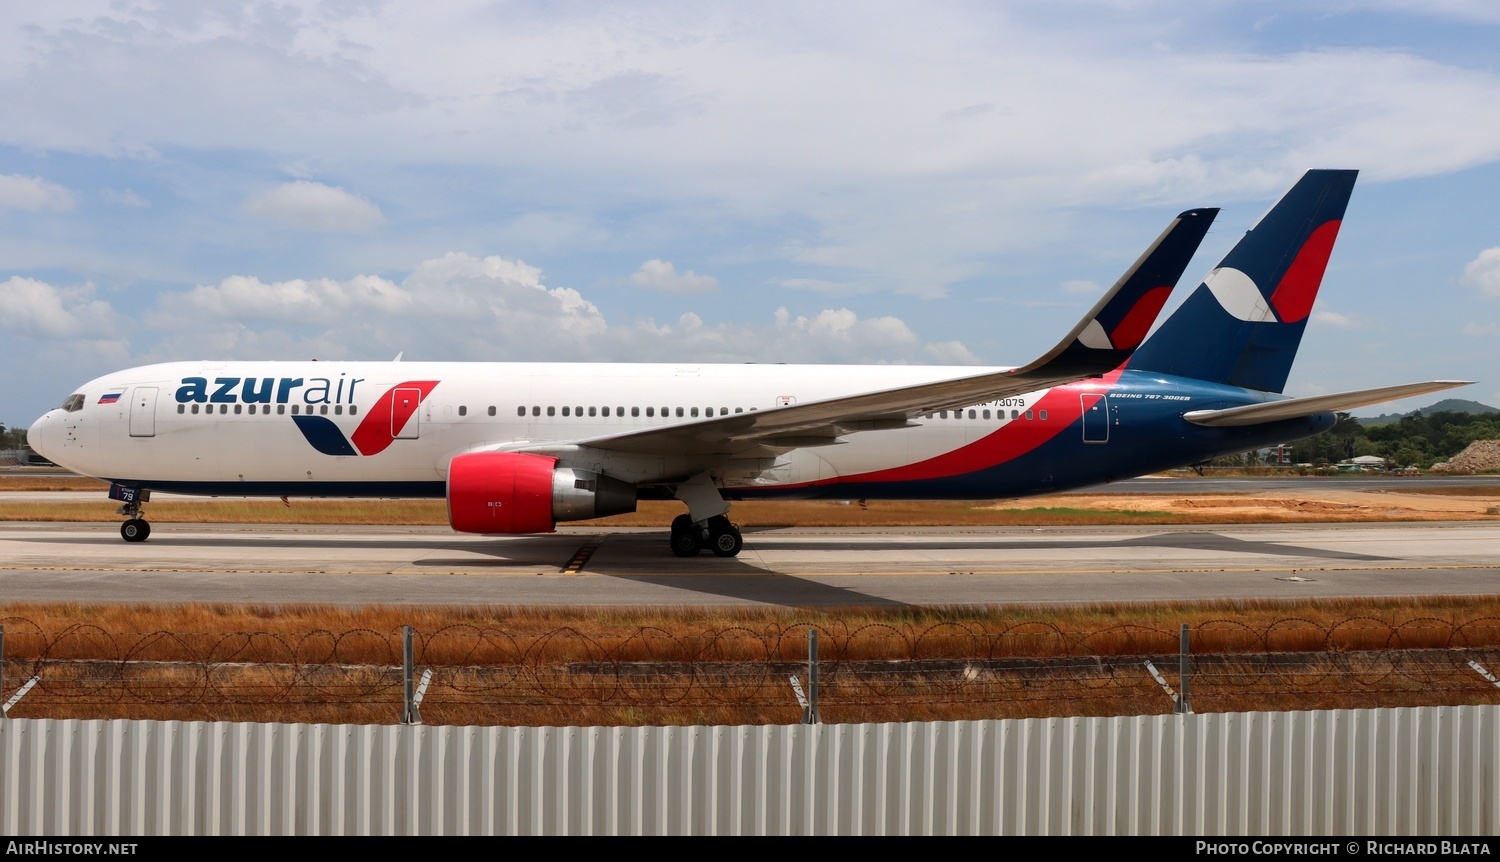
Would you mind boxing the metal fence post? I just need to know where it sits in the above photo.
[801,629,821,725]
[1176,623,1193,715]
[401,625,422,725]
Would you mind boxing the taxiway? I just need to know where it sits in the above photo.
[1,521,1497,607]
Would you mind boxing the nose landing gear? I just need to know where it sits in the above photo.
[120,518,151,542]
[112,486,152,543]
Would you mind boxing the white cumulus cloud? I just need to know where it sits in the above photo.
[629,259,718,295]
[0,175,74,212]
[1061,279,1102,295]
[242,181,385,233]
[0,277,112,338]
[101,188,147,207]
[140,252,974,368]
[1311,310,1362,328]
[1461,247,1500,299]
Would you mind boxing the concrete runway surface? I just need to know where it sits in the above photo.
[1,520,1498,607]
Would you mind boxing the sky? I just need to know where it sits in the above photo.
[3,1,1500,431]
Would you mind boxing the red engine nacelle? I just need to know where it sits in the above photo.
[446,451,637,534]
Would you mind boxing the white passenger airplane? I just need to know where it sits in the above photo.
[27,170,1468,556]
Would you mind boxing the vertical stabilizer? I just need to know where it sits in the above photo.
[1130,169,1358,393]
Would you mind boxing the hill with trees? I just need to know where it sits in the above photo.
[1356,398,1499,427]
[1255,407,1500,470]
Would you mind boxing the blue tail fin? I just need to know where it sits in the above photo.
[1130,169,1358,393]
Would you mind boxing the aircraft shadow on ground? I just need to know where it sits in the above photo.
[14,528,1394,607]
[735,530,1398,562]
[20,528,1396,565]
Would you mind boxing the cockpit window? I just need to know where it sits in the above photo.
[60,394,85,413]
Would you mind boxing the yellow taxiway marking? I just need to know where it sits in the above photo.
[561,535,609,574]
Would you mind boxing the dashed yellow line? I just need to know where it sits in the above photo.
[561,535,609,574]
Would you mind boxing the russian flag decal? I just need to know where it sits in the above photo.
[98,392,122,404]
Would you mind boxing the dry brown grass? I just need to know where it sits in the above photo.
[0,476,108,491]
[5,597,1500,726]
[6,495,1496,527]
[0,499,453,524]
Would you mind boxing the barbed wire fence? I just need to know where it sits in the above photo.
[4,617,1500,726]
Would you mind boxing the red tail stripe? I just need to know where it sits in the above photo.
[1109,285,1172,350]
[1270,219,1341,324]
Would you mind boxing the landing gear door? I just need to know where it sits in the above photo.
[393,388,422,439]
[129,387,158,437]
[1081,393,1109,444]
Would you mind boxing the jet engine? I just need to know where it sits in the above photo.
[446,451,637,534]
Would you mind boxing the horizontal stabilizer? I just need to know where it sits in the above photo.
[1182,380,1474,427]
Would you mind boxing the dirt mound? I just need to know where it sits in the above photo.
[1431,440,1500,474]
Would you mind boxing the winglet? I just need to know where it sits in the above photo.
[1013,207,1218,379]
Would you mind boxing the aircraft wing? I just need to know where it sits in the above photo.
[509,208,1218,459]
[1181,380,1474,427]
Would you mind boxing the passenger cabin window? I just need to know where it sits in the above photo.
[517,406,525,416]
[1039,410,1048,421]
[646,407,654,417]
[632,407,640,417]
[589,407,597,417]
[532,406,540,417]
[675,407,683,417]
[547,406,555,416]
[177,404,185,414]
[1025,410,1033,420]
[458,405,467,417]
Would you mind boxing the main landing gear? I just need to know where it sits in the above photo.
[670,514,743,558]
[117,496,151,543]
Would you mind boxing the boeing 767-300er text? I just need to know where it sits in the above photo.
[27,170,1470,556]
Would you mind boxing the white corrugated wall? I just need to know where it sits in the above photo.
[1,706,1496,835]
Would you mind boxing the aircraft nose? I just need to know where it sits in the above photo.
[27,412,52,462]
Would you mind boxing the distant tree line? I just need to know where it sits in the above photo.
[0,422,29,450]
[1214,411,1500,469]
